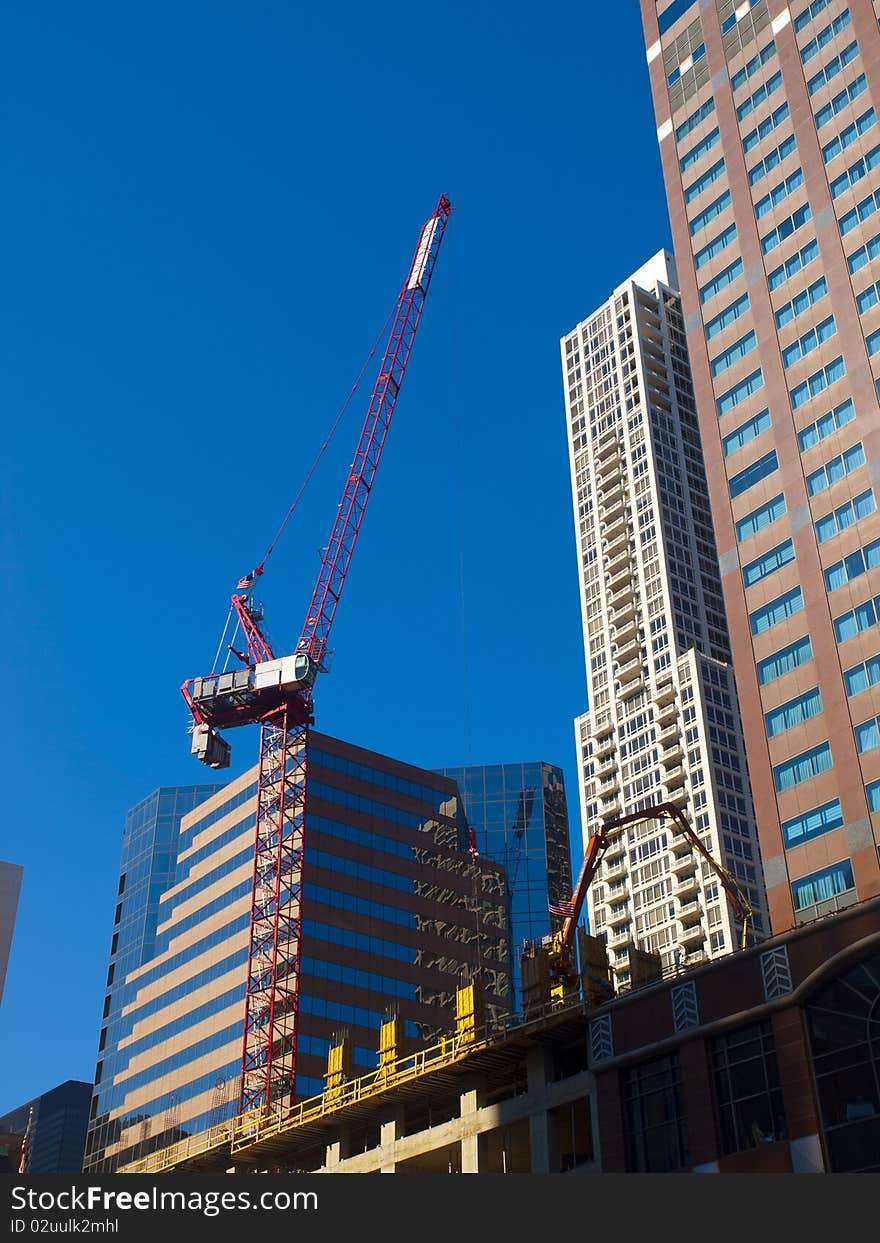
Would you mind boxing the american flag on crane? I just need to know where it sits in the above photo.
[549,899,576,919]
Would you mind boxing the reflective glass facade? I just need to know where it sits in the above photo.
[435,762,572,1010]
[0,1081,93,1173]
[85,736,510,1172]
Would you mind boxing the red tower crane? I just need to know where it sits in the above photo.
[181,194,452,1117]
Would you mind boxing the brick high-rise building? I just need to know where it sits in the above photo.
[640,0,880,931]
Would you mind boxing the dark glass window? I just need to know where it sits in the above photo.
[806,950,880,1172]
[622,1053,690,1171]
[711,1019,787,1154]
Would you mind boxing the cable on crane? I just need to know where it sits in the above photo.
[210,604,236,676]
[237,299,400,589]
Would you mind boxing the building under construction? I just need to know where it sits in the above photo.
[120,893,880,1174]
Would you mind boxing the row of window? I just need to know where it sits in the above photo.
[761,202,812,256]
[723,406,769,457]
[815,488,875,543]
[821,106,876,164]
[782,314,836,368]
[805,38,857,95]
[815,72,868,131]
[742,538,794,588]
[776,276,827,330]
[755,166,804,219]
[736,492,786,543]
[807,440,864,495]
[824,532,880,593]
[749,133,796,186]
[800,8,852,66]
[840,187,880,238]
[765,686,822,739]
[790,355,846,411]
[711,329,756,377]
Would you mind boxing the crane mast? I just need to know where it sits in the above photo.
[181,195,452,1118]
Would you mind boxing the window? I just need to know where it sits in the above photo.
[728,447,777,498]
[857,281,880,315]
[718,368,764,417]
[757,634,813,685]
[675,96,715,143]
[695,222,738,270]
[736,70,784,123]
[622,1054,689,1172]
[791,860,855,911]
[793,0,834,33]
[731,39,777,92]
[707,292,752,342]
[781,799,844,847]
[847,231,880,276]
[815,489,876,543]
[844,652,880,697]
[781,315,837,367]
[755,167,804,218]
[806,40,858,94]
[742,101,790,154]
[761,202,812,254]
[805,949,880,1173]
[742,539,795,587]
[765,686,822,738]
[700,257,743,304]
[723,407,770,455]
[867,779,880,813]
[775,276,828,329]
[806,441,864,495]
[711,330,757,377]
[824,535,880,593]
[774,742,833,791]
[800,10,853,64]
[711,1021,787,1154]
[855,713,880,754]
[767,237,820,291]
[833,594,880,643]
[822,108,877,164]
[684,159,726,205]
[839,187,880,237]
[691,189,733,236]
[680,126,720,173]
[798,397,855,450]
[868,329,880,358]
[750,586,804,635]
[668,41,705,87]
[790,355,846,410]
[658,0,697,36]
[736,493,787,543]
[749,134,797,185]
[815,74,868,129]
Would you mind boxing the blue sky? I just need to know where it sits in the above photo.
[0,0,670,1110]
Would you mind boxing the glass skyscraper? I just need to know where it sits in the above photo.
[86,736,511,1173]
[0,1081,93,1174]
[435,762,573,1009]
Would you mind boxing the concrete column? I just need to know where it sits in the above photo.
[459,1077,488,1174]
[323,1128,350,1170]
[526,1046,560,1173]
[378,1109,405,1174]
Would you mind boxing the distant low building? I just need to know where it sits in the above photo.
[0,860,23,1007]
[0,1081,92,1173]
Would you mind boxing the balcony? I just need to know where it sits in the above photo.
[598,777,619,798]
[616,656,642,685]
[655,697,678,726]
[664,765,686,791]
[607,562,633,595]
[609,598,637,629]
[604,526,630,559]
[600,492,626,523]
[677,900,702,926]
[592,715,614,739]
[653,678,675,706]
[619,676,646,702]
[673,872,699,899]
[666,787,688,809]
[608,925,632,947]
[612,613,639,645]
[678,923,706,948]
[604,837,626,862]
[671,851,697,875]
[596,428,620,461]
[602,509,629,541]
[607,904,630,928]
[597,457,622,488]
[658,723,680,748]
[605,548,631,579]
[595,735,616,761]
